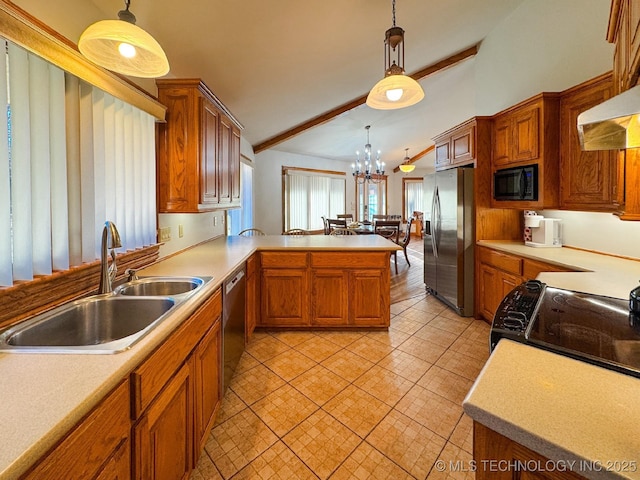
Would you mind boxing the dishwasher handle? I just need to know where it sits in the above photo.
[225,269,245,295]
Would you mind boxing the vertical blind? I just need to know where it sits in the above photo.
[0,40,157,287]
[283,168,345,231]
[404,179,424,222]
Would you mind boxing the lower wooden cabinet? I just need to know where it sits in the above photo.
[474,422,587,480]
[245,254,258,342]
[94,438,131,480]
[261,268,309,326]
[349,269,389,326]
[310,269,349,325]
[134,363,193,480]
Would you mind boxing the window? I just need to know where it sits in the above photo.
[228,161,253,235]
[403,177,424,222]
[355,176,387,222]
[0,40,156,287]
[283,167,345,232]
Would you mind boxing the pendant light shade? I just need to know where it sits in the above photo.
[398,148,416,172]
[78,1,169,78]
[367,0,424,110]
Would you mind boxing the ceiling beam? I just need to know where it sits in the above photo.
[252,44,479,154]
[392,145,435,173]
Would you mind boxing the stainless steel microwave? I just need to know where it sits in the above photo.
[493,165,538,201]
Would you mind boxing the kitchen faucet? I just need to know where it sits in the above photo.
[98,221,122,294]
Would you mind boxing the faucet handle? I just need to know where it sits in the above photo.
[126,269,138,282]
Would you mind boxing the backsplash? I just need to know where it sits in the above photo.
[158,212,226,258]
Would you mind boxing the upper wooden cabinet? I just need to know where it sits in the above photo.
[490,94,561,209]
[156,79,242,213]
[433,119,476,170]
[559,73,619,211]
[609,0,640,93]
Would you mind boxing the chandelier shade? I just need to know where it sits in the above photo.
[78,1,169,78]
[352,126,386,184]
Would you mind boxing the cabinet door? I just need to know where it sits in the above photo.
[230,125,241,205]
[435,139,451,168]
[349,270,389,326]
[95,438,131,480]
[261,268,309,326]
[451,124,474,165]
[245,255,258,342]
[512,104,539,162]
[499,271,521,300]
[560,75,618,211]
[193,320,222,456]
[200,98,220,205]
[310,269,349,325]
[478,263,500,321]
[492,115,511,166]
[218,114,233,204]
[135,362,192,480]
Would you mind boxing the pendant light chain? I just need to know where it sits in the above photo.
[392,0,396,27]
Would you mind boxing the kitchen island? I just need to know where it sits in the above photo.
[465,240,640,480]
[0,235,399,479]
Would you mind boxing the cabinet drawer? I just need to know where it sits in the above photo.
[132,288,222,418]
[478,247,522,275]
[261,251,308,268]
[310,252,388,268]
[24,380,130,480]
[522,258,570,280]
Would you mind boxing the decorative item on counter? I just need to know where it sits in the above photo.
[524,214,562,248]
[523,211,539,242]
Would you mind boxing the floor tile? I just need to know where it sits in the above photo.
[396,335,448,364]
[353,364,414,407]
[244,335,291,363]
[322,384,391,438]
[413,324,460,349]
[459,320,491,343]
[345,335,396,363]
[377,348,433,384]
[365,328,411,348]
[426,442,475,480]
[330,442,414,480]
[366,409,446,479]
[250,384,319,436]
[269,330,318,347]
[321,349,375,383]
[233,351,261,377]
[395,384,463,439]
[449,414,474,455]
[417,365,474,404]
[427,316,473,336]
[283,410,362,480]
[319,331,364,348]
[295,336,345,362]
[213,390,247,427]
[229,364,287,405]
[190,451,222,480]
[390,316,429,335]
[205,408,278,479]
[262,348,317,382]
[448,335,491,362]
[435,349,486,381]
[233,441,319,479]
[290,364,350,406]
[397,306,435,323]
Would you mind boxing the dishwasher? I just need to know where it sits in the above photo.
[222,265,246,392]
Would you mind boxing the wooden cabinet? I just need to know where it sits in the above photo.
[258,251,391,328]
[474,422,588,480]
[559,73,619,211]
[245,254,258,342]
[433,119,476,170]
[490,94,561,209]
[22,380,131,480]
[476,246,573,322]
[156,79,242,213]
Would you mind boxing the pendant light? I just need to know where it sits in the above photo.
[398,148,415,172]
[78,0,169,78]
[366,0,424,110]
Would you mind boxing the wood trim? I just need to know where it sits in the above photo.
[608,0,623,42]
[282,166,346,176]
[392,145,435,173]
[0,245,160,329]
[253,45,479,153]
[0,0,166,120]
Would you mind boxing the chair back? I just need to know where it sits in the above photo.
[372,214,388,221]
[238,228,265,236]
[337,214,354,222]
[330,227,356,235]
[399,218,413,247]
[284,228,310,236]
[326,218,347,233]
[374,220,400,242]
[321,216,330,235]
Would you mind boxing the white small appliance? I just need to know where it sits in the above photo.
[524,216,562,248]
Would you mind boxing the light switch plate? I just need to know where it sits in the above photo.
[159,227,171,242]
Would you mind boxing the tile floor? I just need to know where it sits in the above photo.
[191,293,490,480]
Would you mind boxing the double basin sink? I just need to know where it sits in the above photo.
[0,276,212,354]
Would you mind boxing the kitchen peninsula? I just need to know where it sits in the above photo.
[0,235,399,479]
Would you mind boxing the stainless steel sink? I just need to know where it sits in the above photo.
[0,296,176,354]
[114,276,209,298]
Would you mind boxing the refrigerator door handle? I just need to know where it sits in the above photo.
[432,186,440,258]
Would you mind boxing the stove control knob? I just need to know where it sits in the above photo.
[525,280,543,293]
[503,312,526,330]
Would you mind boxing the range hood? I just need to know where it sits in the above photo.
[578,84,640,151]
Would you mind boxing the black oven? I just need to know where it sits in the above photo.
[490,280,640,379]
[493,164,538,201]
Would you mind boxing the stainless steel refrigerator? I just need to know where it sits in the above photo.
[423,167,474,317]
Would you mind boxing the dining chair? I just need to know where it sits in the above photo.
[372,214,388,221]
[337,214,354,223]
[321,216,331,235]
[330,228,356,235]
[326,218,347,233]
[397,218,413,266]
[283,228,310,235]
[412,211,424,237]
[238,228,265,236]
[374,220,401,274]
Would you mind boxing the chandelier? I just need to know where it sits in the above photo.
[398,148,415,173]
[352,126,385,184]
[366,0,424,110]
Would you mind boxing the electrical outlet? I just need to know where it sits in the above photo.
[213,216,217,227]
[178,224,184,238]
[159,227,171,242]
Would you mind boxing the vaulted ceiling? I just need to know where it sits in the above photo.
[14,0,526,169]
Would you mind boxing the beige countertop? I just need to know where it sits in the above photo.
[463,340,640,480]
[478,240,640,299]
[0,235,398,479]
[469,241,640,479]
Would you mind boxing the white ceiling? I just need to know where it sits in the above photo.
[15,0,526,169]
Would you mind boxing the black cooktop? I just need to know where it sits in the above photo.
[491,282,640,379]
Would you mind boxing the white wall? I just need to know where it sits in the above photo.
[158,212,226,257]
